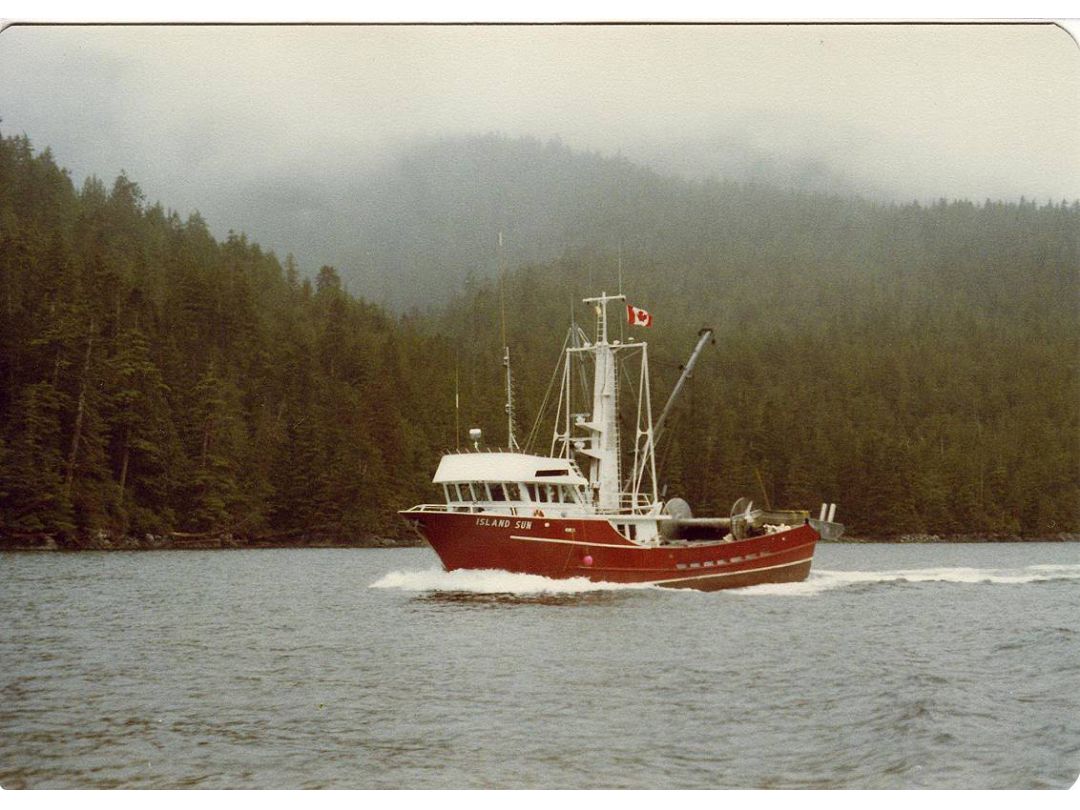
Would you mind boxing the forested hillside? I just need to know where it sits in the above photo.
[0,133,440,544]
[0,131,1076,544]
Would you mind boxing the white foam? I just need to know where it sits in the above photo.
[1028,563,1080,574]
[371,563,1080,598]
[726,564,1080,597]
[369,568,654,595]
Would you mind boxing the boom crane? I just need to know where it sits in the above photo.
[653,327,714,448]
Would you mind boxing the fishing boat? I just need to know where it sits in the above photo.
[400,292,843,590]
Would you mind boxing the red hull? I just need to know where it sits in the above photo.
[399,510,818,591]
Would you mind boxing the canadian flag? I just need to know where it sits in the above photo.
[627,304,653,327]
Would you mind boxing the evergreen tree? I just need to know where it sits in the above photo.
[0,130,1076,543]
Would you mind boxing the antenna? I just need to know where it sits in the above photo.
[454,354,460,451]
[498,230,519,451]
[617,241,625,344]
[504,346,520,451]
[498,230,507,349]
[617,240,624,295]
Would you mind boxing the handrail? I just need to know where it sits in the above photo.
[404,499,661,517]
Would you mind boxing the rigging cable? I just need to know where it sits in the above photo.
[523,328,573,453]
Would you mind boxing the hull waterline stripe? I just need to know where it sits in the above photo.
[643,556,813,585]
[508,534,636,549]
[507,533,813,554]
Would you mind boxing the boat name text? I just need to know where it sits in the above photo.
[476,517,533,530]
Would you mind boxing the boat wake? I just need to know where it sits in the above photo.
[370,568,654,595]
[726,563,1080,597]
[370,563,1080,599]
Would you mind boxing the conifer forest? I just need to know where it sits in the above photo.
[1,132,1077,546]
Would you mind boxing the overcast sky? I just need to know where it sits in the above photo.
[1,23,1077,252]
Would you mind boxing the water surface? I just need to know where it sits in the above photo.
[1,543,1078,788]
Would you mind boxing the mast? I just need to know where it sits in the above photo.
[552,291,658,513]
[579,292,624,511]
[498,230,519,451]
[503,345,519,451]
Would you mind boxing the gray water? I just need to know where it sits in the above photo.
[1,543,1077,789]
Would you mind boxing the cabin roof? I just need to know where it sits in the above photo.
[433,452,587,486]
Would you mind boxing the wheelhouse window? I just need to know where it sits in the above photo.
[444,480,585,506]
[559,485,580,504]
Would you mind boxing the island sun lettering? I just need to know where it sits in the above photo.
[475,517,532,530]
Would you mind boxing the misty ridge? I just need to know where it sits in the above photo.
[213,131,953,309]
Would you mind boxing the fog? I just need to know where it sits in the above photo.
[1,23,1077,281]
